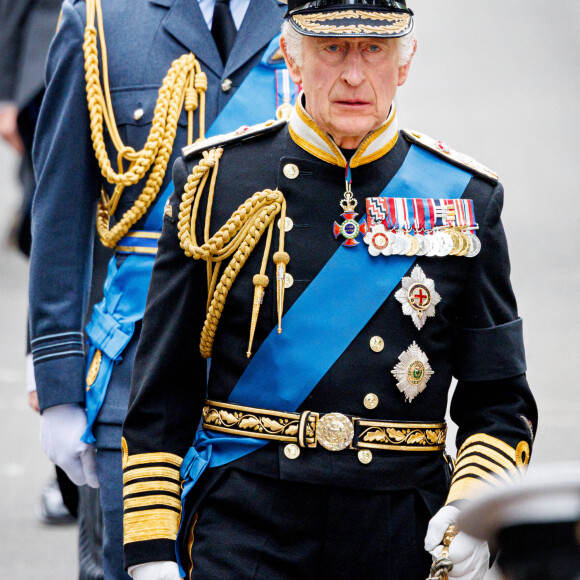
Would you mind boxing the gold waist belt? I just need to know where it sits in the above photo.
[203,400,447,452]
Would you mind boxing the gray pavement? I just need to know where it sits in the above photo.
[0,1,578,578]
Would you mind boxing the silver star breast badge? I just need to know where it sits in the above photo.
[394,265,441,330]
[391,341,434,402]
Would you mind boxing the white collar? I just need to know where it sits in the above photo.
[288,93,399,168]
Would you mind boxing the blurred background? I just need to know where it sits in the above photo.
[0,0,578,577]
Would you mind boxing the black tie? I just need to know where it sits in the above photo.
[211,0,237,64]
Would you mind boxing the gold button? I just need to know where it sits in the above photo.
[284,443,300,460]
[369,336,384,353]
[283,163,299,179]
[221,78,232,92]
[284,273,294,289]
[133,108,144,121]
[277,216,294,232]
[358,450,373,465]
[363,393,379,410]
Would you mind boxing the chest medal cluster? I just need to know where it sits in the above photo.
[330,166,450,404]
[364,197,481,258]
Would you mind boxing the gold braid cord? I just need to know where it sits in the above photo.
[84,0,208,248]
[177,148,287,359]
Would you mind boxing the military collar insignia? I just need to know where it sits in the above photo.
[395,265,441,330]
[288,93,399,168]
[391,341,434,403]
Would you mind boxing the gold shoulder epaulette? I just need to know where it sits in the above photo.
[402,129,499,184]
[182,118,287,160]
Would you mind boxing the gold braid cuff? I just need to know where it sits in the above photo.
[177,148,287,358]
[446,433,530,504]
[84,0,207,248]
[122,439,184,545]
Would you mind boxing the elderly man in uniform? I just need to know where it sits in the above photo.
[122,1,537,578]
[28,0,293,578]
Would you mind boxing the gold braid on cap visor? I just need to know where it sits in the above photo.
[291,10,411,35]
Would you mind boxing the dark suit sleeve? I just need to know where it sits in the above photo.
[29,1,101,411]
[446,183,537,504]
[122,158,209,567]
[0,0,32,100]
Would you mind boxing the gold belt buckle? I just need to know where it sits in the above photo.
[315,413,355,451]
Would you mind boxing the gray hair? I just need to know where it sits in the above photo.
[281,21,416,68]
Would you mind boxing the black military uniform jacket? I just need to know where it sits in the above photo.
[122,99,537,566]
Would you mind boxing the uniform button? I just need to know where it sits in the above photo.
[278,216,294,232]
[133,108,144,121]
[221,78,232,92]
[358,450,373,465]
[363,393,379,410]
[369,336,384,353]
[284,273,294,289]
[283,163,299,179]
[284,443,300,460]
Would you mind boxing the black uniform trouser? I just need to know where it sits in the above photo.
[186,468,434,580]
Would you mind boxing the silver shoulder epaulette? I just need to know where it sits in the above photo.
[402,129,499,184]
[182,118,287,160]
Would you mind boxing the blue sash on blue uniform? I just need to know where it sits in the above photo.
[82,35,296,444]
[175,144,472,573]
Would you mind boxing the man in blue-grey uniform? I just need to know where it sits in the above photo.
[28,0,294,577]
[122,0,537,578]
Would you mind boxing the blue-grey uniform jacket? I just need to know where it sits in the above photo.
[29,0,286,444]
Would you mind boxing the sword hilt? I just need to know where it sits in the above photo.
[426,524,460,580]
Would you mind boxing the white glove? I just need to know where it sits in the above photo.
[128,561,182,579]
[40,404,99,488]
[425,505,489,580]
[26,353,37,393]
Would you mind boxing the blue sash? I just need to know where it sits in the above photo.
[176,145,472,572]
[82,34,296,444]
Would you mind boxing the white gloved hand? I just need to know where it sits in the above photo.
[40,404,99,488]
[26,353,37,393]
[128,561,182,580]
[425,505,489,580]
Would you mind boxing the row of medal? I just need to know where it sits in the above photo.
[363,196,481,258]
[364,225,481,258]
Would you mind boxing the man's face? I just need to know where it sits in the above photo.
[283,35,413,149]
